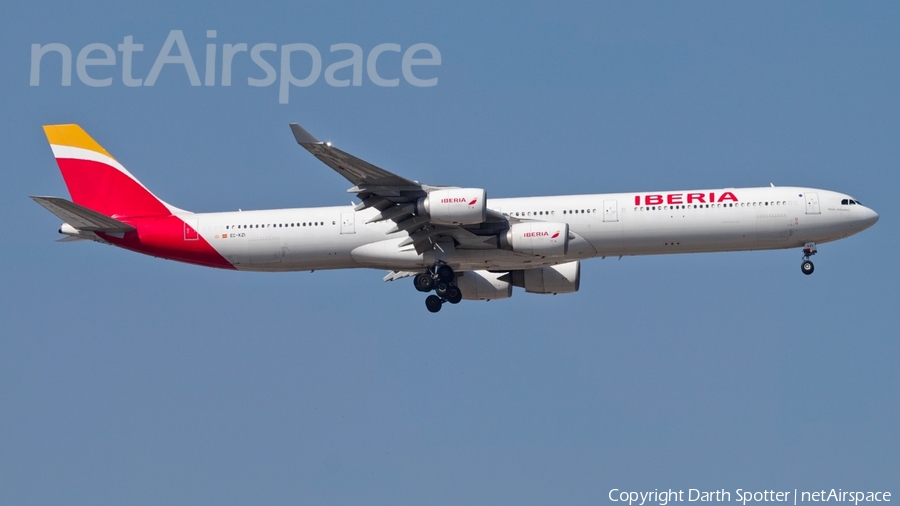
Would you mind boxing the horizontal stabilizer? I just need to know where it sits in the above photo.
[30,196,136,233]
[55,235,88,243]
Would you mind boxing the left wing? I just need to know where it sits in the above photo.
[290,123,509,253]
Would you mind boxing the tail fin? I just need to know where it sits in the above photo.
[43,124,177,218]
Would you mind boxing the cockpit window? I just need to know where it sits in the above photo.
[841,199,862,205]
[841,199,849,205]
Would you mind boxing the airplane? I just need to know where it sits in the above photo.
[32,123,879,313]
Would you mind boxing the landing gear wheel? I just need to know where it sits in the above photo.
[425,295,443,313]
[434,281,451,298]
[436,265,455,282]
[413,273,434,292]
[800,242,817,276]
[446,286,462,304]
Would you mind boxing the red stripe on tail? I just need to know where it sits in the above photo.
[55,158,171,218]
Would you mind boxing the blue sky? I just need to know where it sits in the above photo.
[1,2,897,504]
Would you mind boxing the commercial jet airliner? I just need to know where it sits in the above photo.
[33,124,878,312]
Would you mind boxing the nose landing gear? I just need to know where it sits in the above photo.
[416,264,462,312]
[801,260,814,275]
[801,242,817,275]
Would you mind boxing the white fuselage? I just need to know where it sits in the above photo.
[180,186,878,273]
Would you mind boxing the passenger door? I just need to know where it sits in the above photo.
[340,212,355,234]
[603,200,618,222]
[805,192,820,215]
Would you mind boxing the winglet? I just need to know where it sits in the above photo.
[290,123,320,145]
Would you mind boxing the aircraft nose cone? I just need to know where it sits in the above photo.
[868,208,879,226]
[862,207,879,229]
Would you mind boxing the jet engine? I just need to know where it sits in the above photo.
[417,188,487,225]
[500,222,569,256]
[454,270,513,300]
[510,261,580,294]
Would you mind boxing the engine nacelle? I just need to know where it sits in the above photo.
[417,188,487,225]
[511,261,580,294]
[455,270,512,300]
[501,222,569,256]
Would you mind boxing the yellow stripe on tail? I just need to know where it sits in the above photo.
[43,124,114,159]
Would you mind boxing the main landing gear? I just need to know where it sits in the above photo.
[414,264,462,313]
[801,242,817,275]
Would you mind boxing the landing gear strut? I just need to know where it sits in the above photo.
[801,242,817,275]
[415,264,462,312]
[436,264,454,282]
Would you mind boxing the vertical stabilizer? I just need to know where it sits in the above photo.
[43,124,177,218]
